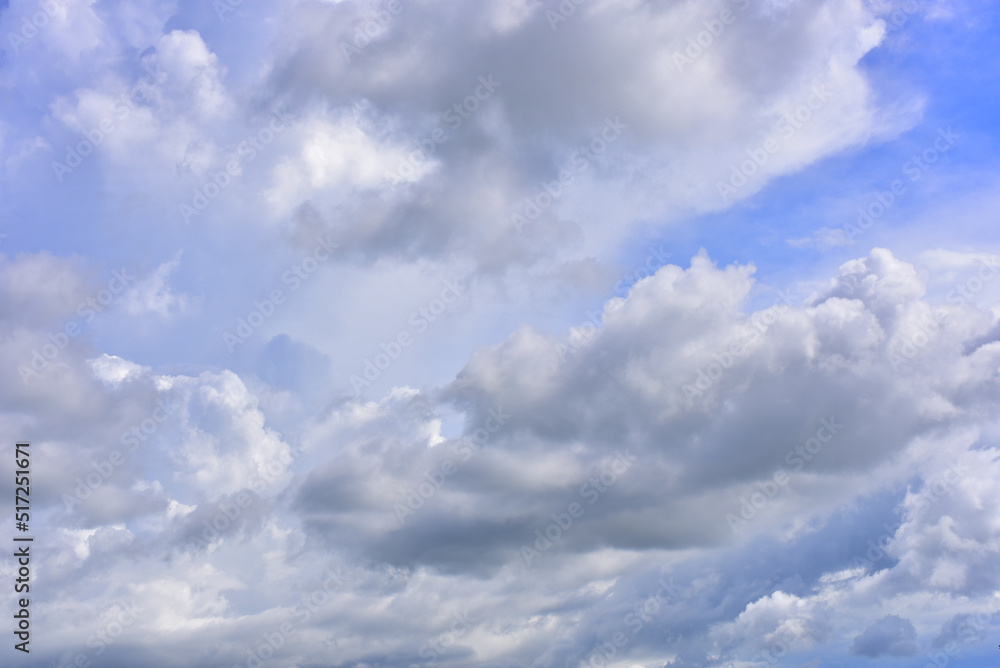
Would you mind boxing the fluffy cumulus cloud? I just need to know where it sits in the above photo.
[246,0,893,267]
[1,0,998,666]
[5,0,895,266]
[1,245,999,666]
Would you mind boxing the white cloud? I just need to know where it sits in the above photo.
[122,253,188,317]
[0,247,995,666]
[0,1,995,666]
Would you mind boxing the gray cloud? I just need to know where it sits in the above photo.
[0,1,995,666]
[850,614,917,657]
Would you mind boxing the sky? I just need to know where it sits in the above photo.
[1,0,999,667]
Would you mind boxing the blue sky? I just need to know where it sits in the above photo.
[641,4,999,296]
[1,1,1000,667]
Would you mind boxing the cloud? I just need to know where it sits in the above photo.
[231,0,899,268]
[850,614,917,657]
[0,1,995,666]
[0,245,996,666]
[121,253,188,316]
[0,251,91,328]
[787,226,854,249]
